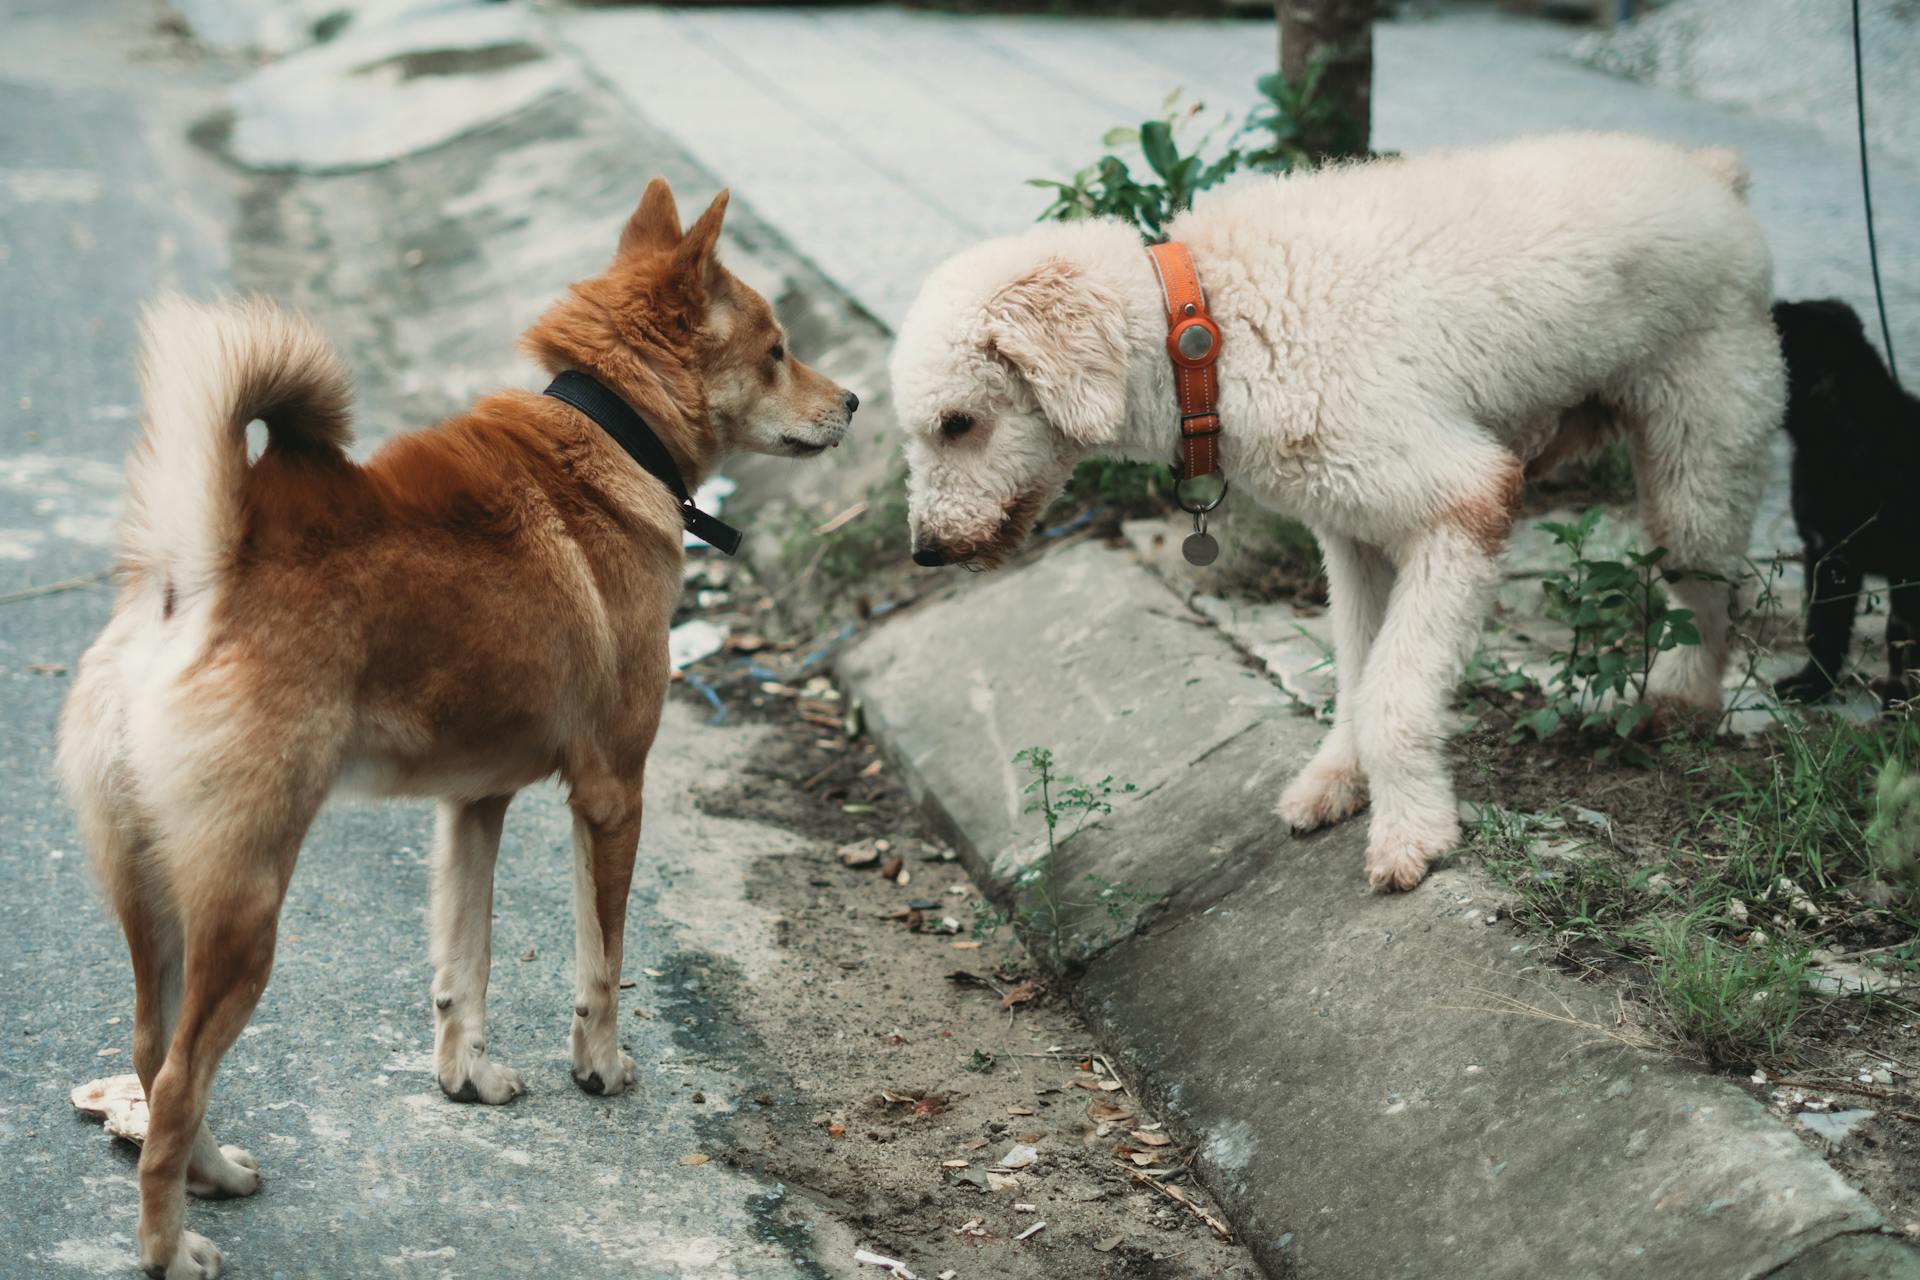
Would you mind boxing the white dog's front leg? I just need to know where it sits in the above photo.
[1279,533,1394,832]
[1351,523,1502,891]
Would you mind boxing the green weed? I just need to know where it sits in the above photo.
[1637,914,1810,1064]
[782,466,912,589]
[1029,55,1366,238]
[1517,508,1709,761]
[972,746,1150,971]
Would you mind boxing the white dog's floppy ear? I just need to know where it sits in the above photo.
[984,261,1130,446]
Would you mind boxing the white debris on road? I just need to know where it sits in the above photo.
[71,1075,149,1144]
[853,1247,916,1278]
[669,620,729,670]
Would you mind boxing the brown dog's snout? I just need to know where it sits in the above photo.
[911,536,949,568]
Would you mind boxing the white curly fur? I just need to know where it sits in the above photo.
[890,133,1784,891]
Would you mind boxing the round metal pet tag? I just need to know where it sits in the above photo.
[1182,530,1219,566]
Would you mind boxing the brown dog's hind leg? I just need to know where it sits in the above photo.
[123,887,261,1204]
[429,794,524,1104]
[566,783,642,1097]
[137,819,305,1280]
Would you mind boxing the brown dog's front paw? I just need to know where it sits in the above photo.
[1278,761,1369,833]
[142,1229,222,1280]
[571,1051,636,1097]
[437,1051,526,1105]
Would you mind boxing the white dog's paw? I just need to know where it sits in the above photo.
[142,1229,222,1279]
[1278,760,1369,833]
[1645,650,1723,729]
[1363,815,1457,893]
[1644,693,1720,736]
[186,1144,260,1199]
[438,1047,527,1106]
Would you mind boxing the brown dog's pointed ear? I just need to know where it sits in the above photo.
[619,178,682,256]
[673,189,730,284]
[984,260,1130,447]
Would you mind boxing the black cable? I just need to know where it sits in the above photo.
[1852,0,1899,382]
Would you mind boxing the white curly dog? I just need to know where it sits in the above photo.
[889,133,1783,891]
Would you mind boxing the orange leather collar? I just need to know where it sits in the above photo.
[1146,241,1223,483]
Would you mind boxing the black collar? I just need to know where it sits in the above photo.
[543,370,741,556]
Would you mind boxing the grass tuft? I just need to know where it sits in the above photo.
[1637,914,1809,1065]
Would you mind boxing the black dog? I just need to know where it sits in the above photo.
[1771,299,1919,704]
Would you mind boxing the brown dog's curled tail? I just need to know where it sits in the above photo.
[121,294,353,600]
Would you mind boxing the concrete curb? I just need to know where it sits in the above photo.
[830,543,1918,1280]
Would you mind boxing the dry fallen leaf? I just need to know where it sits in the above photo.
[678,1153,709,1167]
[828,1122,846,1138]
[986,1171,1022,1193]
[633,1007,656,1019]
[1130,1130,1172,1147]
[941,1159,970,1169]
[998,982,1040,1010]
[1095,1234,1124,1253]
[1007,1106,1034,1117]
[619,977,636,989]
[949,941,982,950]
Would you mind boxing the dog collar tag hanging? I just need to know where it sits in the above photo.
[1183,514,1219,567]
[1146,242,1227,567]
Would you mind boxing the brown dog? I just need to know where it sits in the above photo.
[56,178,856,1279]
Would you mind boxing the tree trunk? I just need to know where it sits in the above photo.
[1273,0,1373,158]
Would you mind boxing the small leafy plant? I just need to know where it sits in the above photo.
[1029,55,1365,239]
[1517,509,1708,761]
[983,746,1148,971]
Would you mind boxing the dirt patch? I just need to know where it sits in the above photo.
[670,555,1261,1279]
